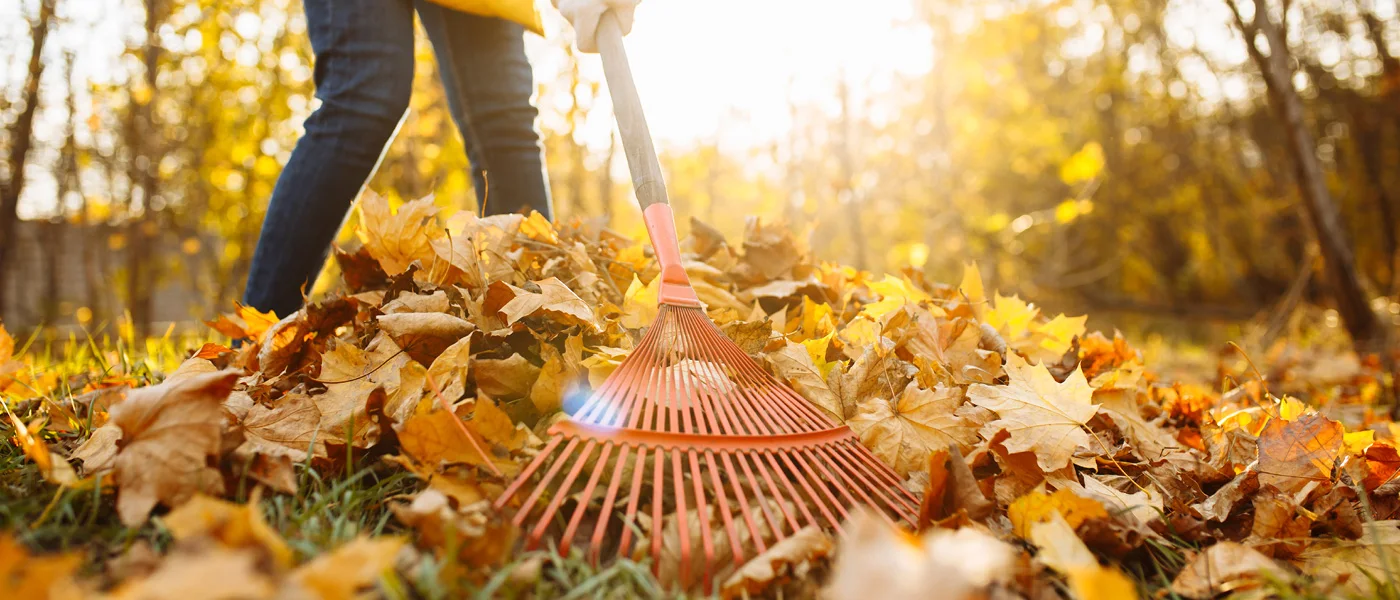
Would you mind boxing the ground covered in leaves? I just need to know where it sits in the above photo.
[6,194,1400,599]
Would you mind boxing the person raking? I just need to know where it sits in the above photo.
[241,0,640,318]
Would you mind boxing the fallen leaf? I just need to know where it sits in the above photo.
[474,353,541,399]
[1171,541,1289,598]
[376,312,474,366]
[108,548,277,600]
[1301,520,1400,596]
[162,494,294,568]
[498,278,598,330]
[357,192,442,275]
[826,510,1014,600]
[391,489,515,569]
[0,535,82,599]
[968,354,1098,472]
[291,536,406,600]
[768,341,844,421]
[109,369,239,526]
[720,526,833,599]
[1256,412,1344,494]
[1008,488,1109,538]
[1076,476,1164,525]
[848,382,979,476]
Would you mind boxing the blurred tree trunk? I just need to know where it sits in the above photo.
[127,0,165,338]
[1227,0,1382,348]
[0,0,57,319]
[836,77,866,270]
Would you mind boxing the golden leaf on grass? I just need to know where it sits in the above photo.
[109,369,240,526]
[1170,541,1289,598]
[162,495,294,568]
[0,535,82,600]
[290,536,405,600]
[498,277,598,330]
[8,414,84,488]
[71,422,122,476]
[720,526,833,599]
[376,312,474,366]
[1008,488,1109,538]
[848,383,979,476]
[1301,520,1400,596]
[968,354,1097,472]
[1256,412,1344,494]
[767,341,844,421]
[357,192,442,275]
[826,510,1014,600]
[108,548,276,600]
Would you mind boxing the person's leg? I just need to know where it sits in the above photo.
[242,0,416,317]
[414,2,553,219]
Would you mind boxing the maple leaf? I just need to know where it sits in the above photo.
[314,334,414,447]
[237,390,324,461]
[1075,475,1163,525]
[860,275,943,322]
[109,369,240,526]
[968,354,1098,472]
[356,192,443,275]
[767,341,844,421]
[1007,488,1109,538]
[847,382,979,476]
[1026,511,1138,599]
[291,536,406,599]
[1256,412,1344,494]
[497,278,598,330]
[376,312,475,366]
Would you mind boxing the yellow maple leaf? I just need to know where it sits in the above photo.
[356,192,444,276]
[847,382,979,476]
[968,354,1097,472]
[620,274,660,330]
[1008,488,1108,538]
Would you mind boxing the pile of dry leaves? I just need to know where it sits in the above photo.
[8,193,1400,599]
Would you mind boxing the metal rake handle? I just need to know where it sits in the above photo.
[596,12,669,210]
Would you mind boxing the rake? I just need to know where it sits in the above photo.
[493,13,918,589]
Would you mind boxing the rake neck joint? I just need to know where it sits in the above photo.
[643,204,702,307]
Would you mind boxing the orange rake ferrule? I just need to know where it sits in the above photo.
[642,204,702,308]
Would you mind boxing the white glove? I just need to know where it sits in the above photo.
[554,0,639,53]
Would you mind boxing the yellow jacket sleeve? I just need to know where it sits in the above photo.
[424,0,545,36]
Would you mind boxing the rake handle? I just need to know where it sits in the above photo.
[596,12,701,307]
[596,12,668,210]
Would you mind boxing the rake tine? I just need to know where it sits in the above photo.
[775,451,843,530]
[517,438,582,538]
[589,443,631,564]
[557,441,611,555]
[616,443,650,560]
[719,450,768,554]
[649,446,666,577]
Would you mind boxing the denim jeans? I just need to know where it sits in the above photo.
[243,0,552,318]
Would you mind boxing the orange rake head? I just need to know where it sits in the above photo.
[492,204,919,589]
[491,13,918,591]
